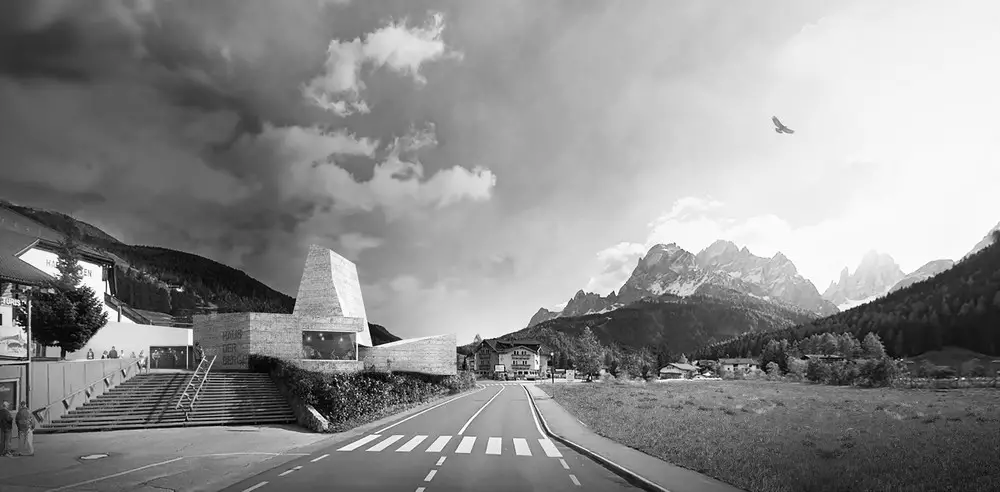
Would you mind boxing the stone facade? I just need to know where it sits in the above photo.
[359,334,457,376]
[294,245,372,346]
[192,244,455,376]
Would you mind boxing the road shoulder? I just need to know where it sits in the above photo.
[526,384,746,492]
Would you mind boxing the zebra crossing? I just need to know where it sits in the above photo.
[336,434,563,458]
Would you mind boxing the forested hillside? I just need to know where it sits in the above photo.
[500,288,816,369]
[1,202,402,344]
[695,230,1000,360]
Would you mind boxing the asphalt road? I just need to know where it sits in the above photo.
[220,382,636,492]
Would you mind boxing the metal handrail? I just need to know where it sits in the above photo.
[32,358,142,422]
[189,355,216,411]
[175,355,216,420]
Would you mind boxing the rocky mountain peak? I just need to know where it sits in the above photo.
[822,250,905,309]
[962,220,1000,261]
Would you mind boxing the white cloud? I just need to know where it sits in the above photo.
[588,195,1000,295]
[237,122,495,221]
[338,232,384,260]
[302,12,462,116]
[583,242,647,295]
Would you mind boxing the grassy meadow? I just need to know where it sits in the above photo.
[540,379,1000,492]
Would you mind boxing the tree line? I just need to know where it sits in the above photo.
[694,232,1000,361]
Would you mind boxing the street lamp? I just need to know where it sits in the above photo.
[550,352,555,384]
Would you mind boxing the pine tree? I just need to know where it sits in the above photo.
[575,327,604,381]
[55,233,84,290]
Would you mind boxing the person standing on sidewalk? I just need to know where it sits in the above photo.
[0,401,13,457]
[15,401,35,456]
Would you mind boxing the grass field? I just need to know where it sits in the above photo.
[540,380,1000,492]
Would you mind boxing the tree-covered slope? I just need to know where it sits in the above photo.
[695,230,1000,360]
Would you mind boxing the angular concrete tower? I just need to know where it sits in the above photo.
[293,244,373,347]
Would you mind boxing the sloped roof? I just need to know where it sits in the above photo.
[0,232,53,286]
[719,358,758,365]
[0,209,113,265]
[659,367,683,374]
[669,363,698,372]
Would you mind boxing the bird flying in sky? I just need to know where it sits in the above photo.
[772,116,795,134]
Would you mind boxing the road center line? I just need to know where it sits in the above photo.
[458,385,505,435]
[436,456,447,466]
[311,454,329,463]
[375,386,485,434]
[424,470,437,482]
[569,474,581,486]
[559,458,570,469]
[522,384,546,437]
[278,466,302,477]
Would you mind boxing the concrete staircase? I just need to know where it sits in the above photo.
[36,372,296,433]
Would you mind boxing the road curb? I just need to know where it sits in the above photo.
[526,387,671,492]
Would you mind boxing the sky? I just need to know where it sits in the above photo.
[1,0,999,343]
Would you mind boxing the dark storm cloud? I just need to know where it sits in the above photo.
[0,0,487,298]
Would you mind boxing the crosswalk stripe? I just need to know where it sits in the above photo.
[455,436,476,454]
[396,435,428,452]
[426,436,452,453]
[367,435,405,452]
[539,438,563,458]
[513,438,531,456]
[338,434,381,451]
[485,437,502,455]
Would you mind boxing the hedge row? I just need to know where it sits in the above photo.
[249,355,476,431]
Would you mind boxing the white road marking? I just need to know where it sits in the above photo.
[424,470,437,482]
[278,466,302,477]
[416,488,426,492]
[569,474,581,486]
[375,387,484,434]
[311,454,329,463]
[338,434,382,451]
[46,457,185,491]
[513,438,531,456]
[426,435,453,453]
[522,384,547,437]
[367,435,405,452]
[241,482,269,492]
[396,435,429,452]
[458,385,505,435]
[436,456,447,466]
[485,437,503,455]
[559,458,570,469]
[539,438,563,458]
[455,436,477,454]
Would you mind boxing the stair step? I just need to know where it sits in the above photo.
[37,417,297,434]
[41,371,297,434]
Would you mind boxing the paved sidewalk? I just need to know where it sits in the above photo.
[526,384,745,492]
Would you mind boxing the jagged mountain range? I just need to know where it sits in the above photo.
[528,240,836,328]
[528,222,1000,329]
[821,221,1000,311]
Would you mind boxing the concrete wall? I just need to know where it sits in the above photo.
[297,360,363,373]
[360,334,457,376]
[292,245,372,347]
[65,322,192,360]
[193,312,366,372]
[0,358,140,424]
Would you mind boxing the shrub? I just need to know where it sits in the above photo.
[786,356,807,380]
[827,360,859,386]
[248,355,471,431]
[805,359,832,383]
[856,358,906,387]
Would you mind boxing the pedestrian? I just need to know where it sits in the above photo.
[101,350,108,360]
[138,350,148,373]
[108,346,119,359]
[0,401,13,457]
[86,348,95,360]
[194,342,205,362]
[15,401,34,456]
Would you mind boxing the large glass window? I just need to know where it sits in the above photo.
[302,331,356,360]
